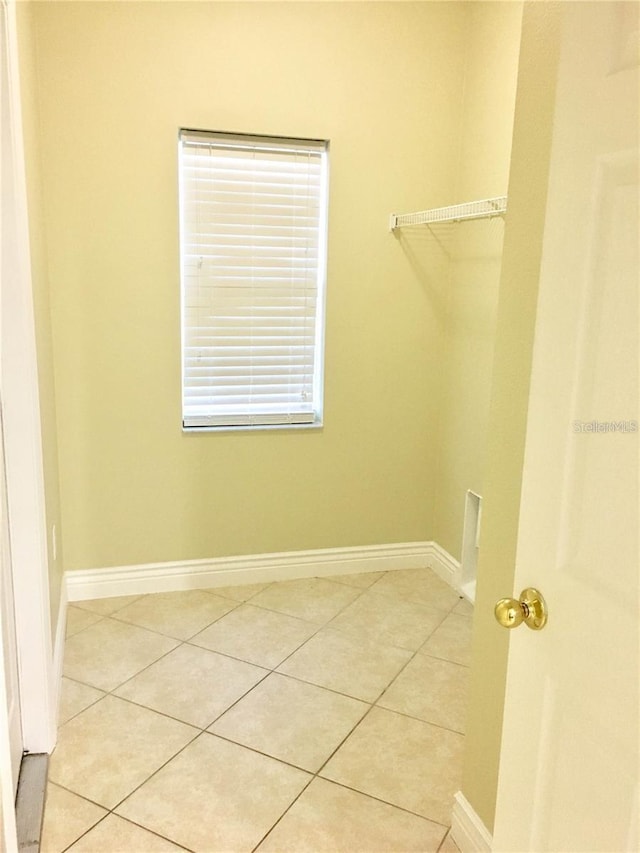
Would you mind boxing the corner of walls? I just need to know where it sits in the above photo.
[431,1,523,563]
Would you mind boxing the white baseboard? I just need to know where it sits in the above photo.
[426,541,461,590]
[65,541,444,602]
[451,791,493,852]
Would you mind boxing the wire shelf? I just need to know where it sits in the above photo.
[389,196,507,231]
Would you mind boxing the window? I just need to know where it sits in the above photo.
[178,129,329,429]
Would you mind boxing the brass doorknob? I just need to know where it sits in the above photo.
[494,587,548,631]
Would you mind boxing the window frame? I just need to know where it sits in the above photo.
[178,128,330,432]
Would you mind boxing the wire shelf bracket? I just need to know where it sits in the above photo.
[389,196,507,231]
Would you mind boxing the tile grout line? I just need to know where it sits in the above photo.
[58,810,110,853]
[437,829,454,853]
[63,612,106,641]
[313,775,452,830]
[57,809,196,853]
[249,774,316,853]
[376,608,450,687]
[370,704,468,737]
[41,780,108,813]
[107,726,204,816]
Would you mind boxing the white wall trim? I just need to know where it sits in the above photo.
[65,541,436,601]
[1,0,55,758]
[51,583,67,732]
[427,540,461,588]
[451,791,493,853]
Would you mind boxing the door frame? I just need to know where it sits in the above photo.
[1,0,56,845]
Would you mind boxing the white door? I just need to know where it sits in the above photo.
[493,3,638,850]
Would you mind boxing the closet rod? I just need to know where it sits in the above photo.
[389,196,507,231]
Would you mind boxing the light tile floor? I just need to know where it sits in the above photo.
[44,568,471,852]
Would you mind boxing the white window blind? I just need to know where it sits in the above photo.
[179,129,329,429]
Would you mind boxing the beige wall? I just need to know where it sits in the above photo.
[16,1,64,635]
[31,1,469,572]
[432,1,522,561]
[461,2,562,831]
